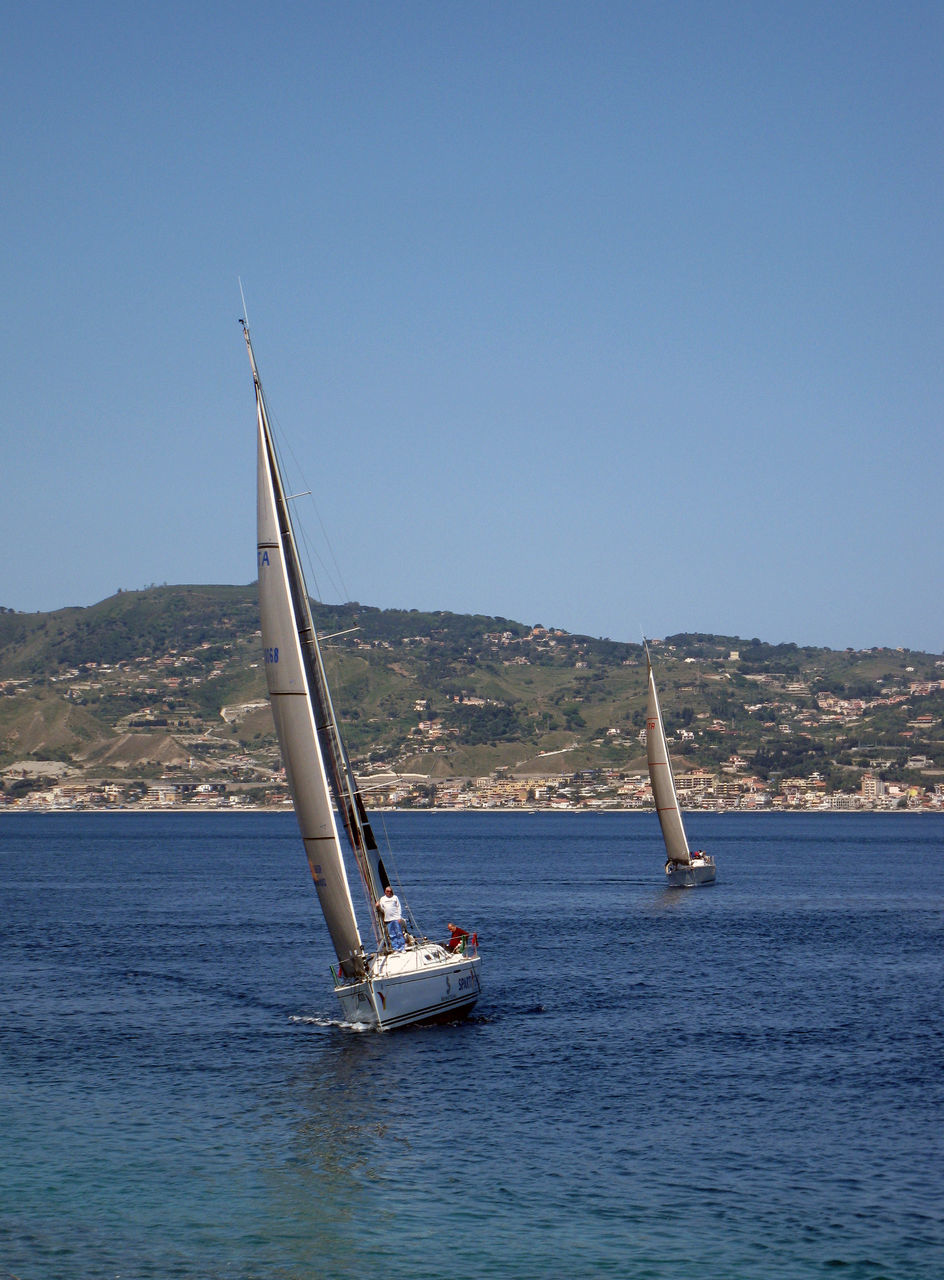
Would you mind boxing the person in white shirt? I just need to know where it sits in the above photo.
[375,884,406,952]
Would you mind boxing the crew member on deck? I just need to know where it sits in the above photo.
[376,885,406,952]
[446,922,469,953]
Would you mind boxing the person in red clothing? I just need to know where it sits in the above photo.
[446,921,469,953]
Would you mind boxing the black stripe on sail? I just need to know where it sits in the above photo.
[355,793,378,850]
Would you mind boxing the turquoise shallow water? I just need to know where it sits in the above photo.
[1,810,942,1279]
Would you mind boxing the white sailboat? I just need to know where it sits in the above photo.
[243,319,482,1029]
[645,644,716,888]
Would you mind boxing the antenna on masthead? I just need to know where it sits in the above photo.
[237,278,260,387]
[238,276,250,332]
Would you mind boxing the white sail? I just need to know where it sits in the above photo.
[243,317,483,1027]
[646,652,692,865]
[252,342,366,974]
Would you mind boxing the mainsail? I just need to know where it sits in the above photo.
[241,315,482,1027]
[645,650,692,866]
[247,322,382,975]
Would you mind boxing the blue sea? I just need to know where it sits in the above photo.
[1,810,942,1279]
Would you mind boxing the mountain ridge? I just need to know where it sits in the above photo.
[1,585,942,804]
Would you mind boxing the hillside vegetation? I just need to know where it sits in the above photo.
[1,586,942,801]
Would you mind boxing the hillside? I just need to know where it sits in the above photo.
[1,586,942,805]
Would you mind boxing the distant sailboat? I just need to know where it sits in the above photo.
[243,319,482,1028]
[645,643,716,888]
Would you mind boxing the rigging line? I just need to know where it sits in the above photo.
[308,495,352,611]
[256,369,412,936]
[277,427,352,606]
[371,761,440,903]
[370,805,421,934]
[262,396,352,607]
[274,440,345,606]
[295,523,339,613]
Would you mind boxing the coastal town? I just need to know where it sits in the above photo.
[2,588,942,814]
[4,675,943,814]
[5,756,943,813]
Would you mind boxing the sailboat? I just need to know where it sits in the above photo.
[645,644,716,888]
[243,319,482,1029]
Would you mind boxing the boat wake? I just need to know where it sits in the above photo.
[290,1007,497,1031]
[288,1013,374,1032]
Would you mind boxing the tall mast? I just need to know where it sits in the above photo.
[645,643,692,865]
[247,320,385,959]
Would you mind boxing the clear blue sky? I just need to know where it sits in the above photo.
[3,1,941,652]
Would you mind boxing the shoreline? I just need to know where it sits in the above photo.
[0,804,939,817]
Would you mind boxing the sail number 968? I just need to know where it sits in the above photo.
[264,647,279,664]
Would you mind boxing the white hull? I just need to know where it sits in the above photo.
[335,944,482,1030]
[665,858,716,888]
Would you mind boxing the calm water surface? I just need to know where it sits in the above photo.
[1,810,942,1279]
